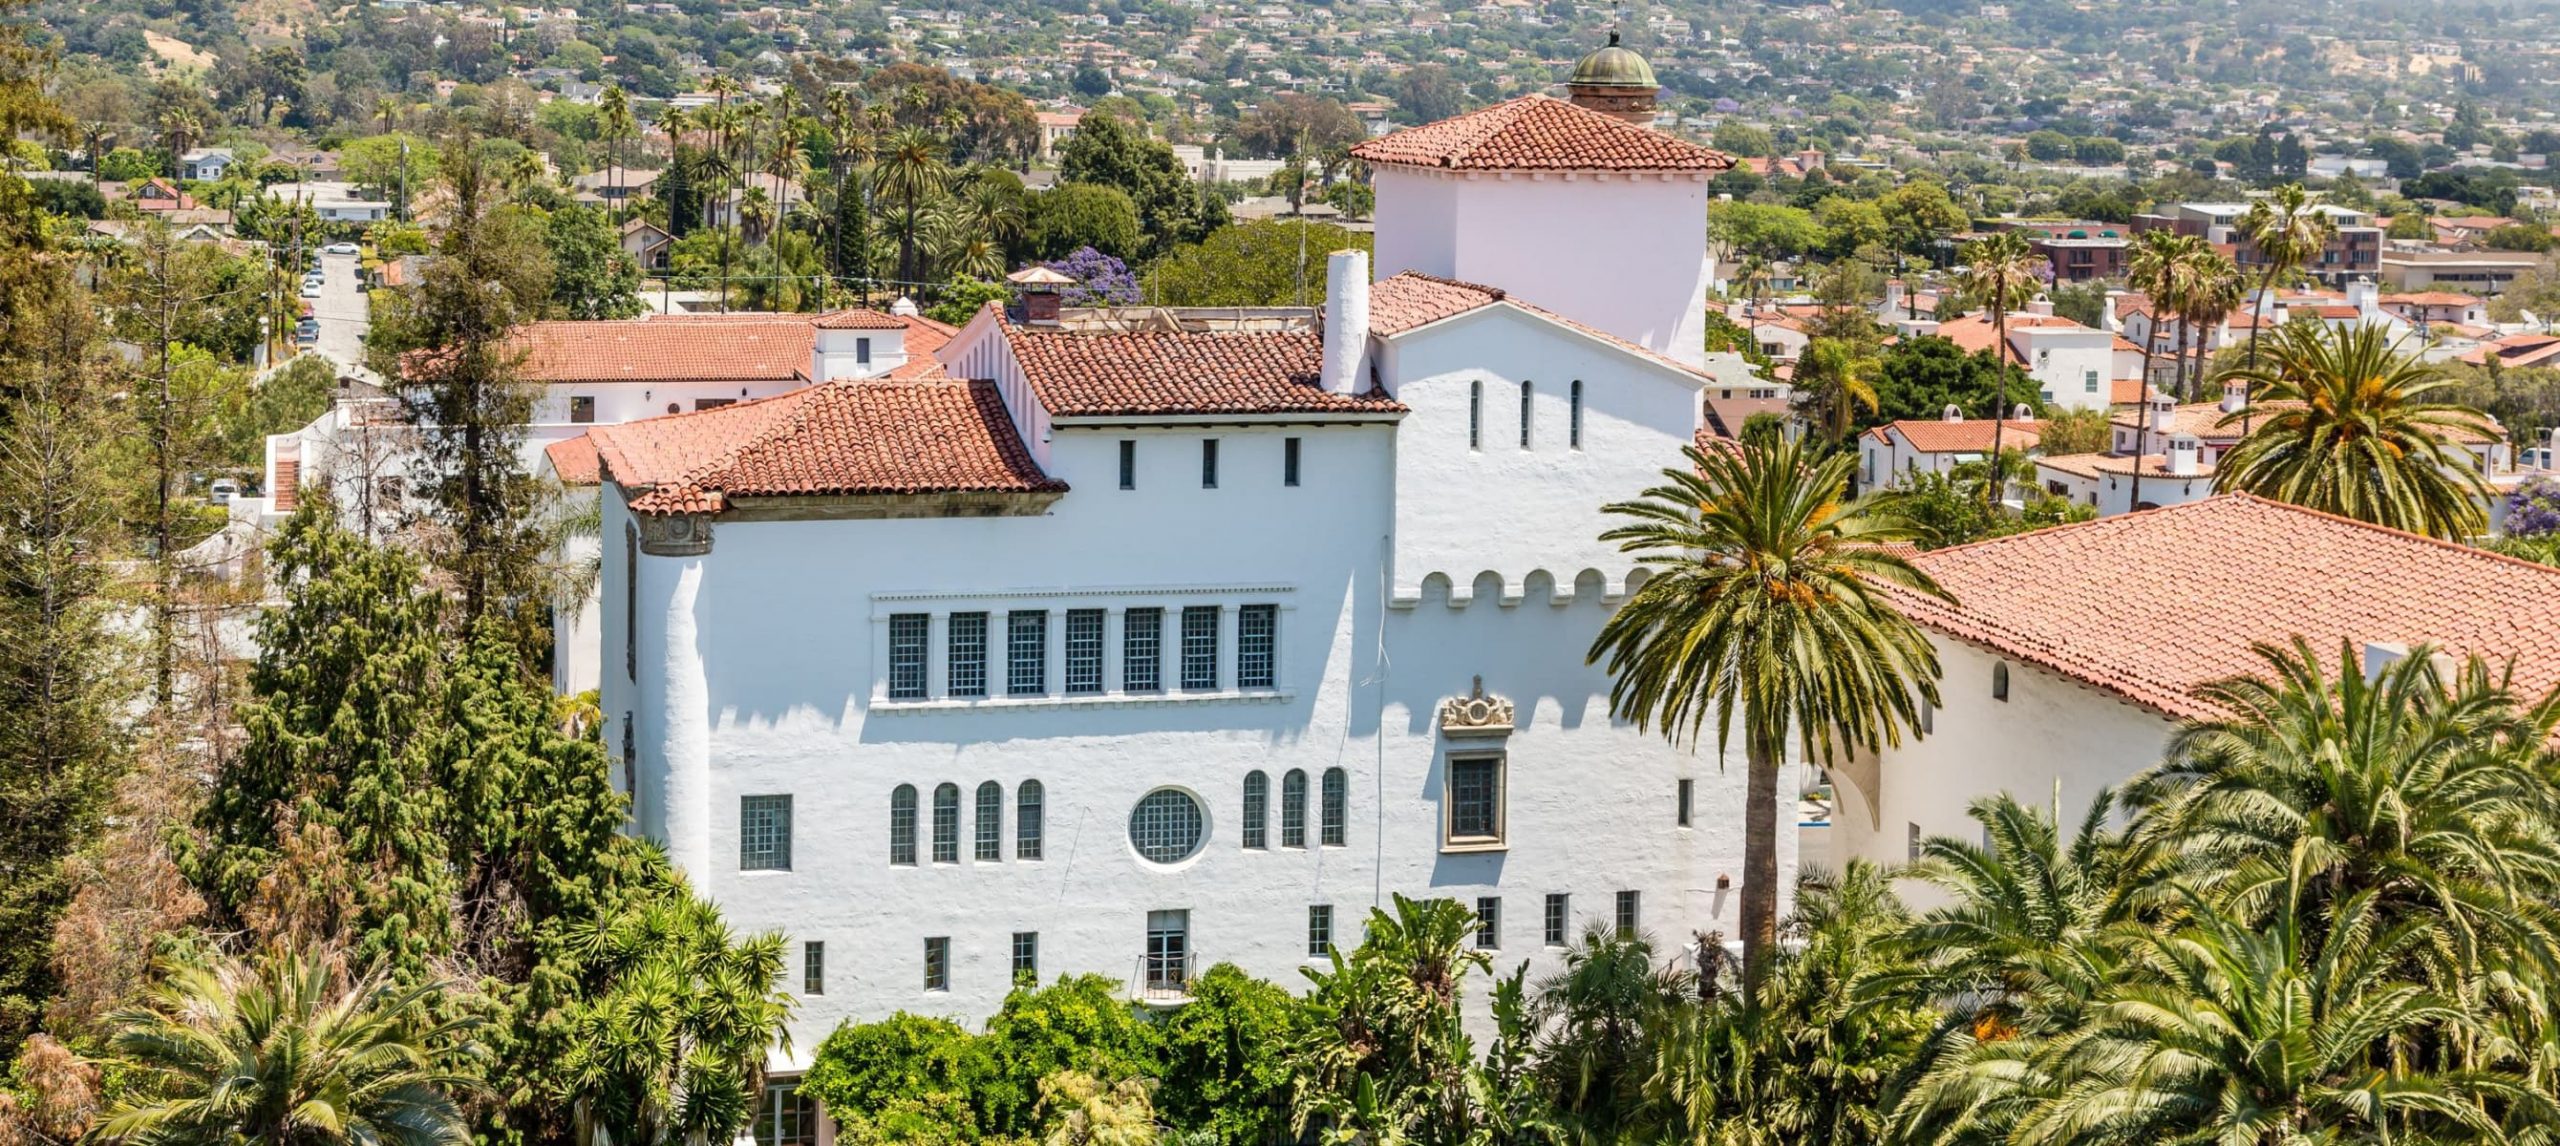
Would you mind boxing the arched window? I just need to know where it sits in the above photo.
[932,782,960,863]
[1569,380,1584,449]
[1281,769,1308,849]
[975,780,1003,862]
[1321,767,1347,847]
[1519,380,1534,448]
[1992,662,2011,702]
[890,784,917,866]
[1241,770,1269,849]
[1468,379,1483,449]
[1016,780,1045,860]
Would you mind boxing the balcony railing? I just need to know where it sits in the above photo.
[1132,951,1196,1003]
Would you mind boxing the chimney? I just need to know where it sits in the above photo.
[2100,292,2121,333]
[2013,402,2035,422]
[2348,276,2379,318]
[2027,297,2055,317]
[1941,404,1964,423]
[1884,279,1906,314]
[2221,378,2246,413]
[2362,640,2458,685]
[2149,387,2176,434]
[2167,433,2200,476]
[1321,249,1371,395]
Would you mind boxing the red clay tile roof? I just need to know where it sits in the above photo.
[591,380,1063,514]
[517,314,818,384]
[813,308,909,330]
[1869,418,2043,453]
[1883,495,2560,720]
[1000,322,1404,418]
[2032,451,2215,480]
[545,434,602,485]
[1368,273,1504,336]
[1349,95,1734,172]
[1933,312,2093,365]
[1369,271,1714,380]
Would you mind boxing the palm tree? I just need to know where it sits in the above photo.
[1791,336,1881,446]
[1589,435,1949,992]
[2014,877,2521,1146]
[738,185,774,245]
[2237,185,2339,372]
[2124,229,2194,397]
[1532,924,1691,1140]
[2123,637,2560,960]
[2213,322,2499,538]
[599,86,635,217]
[1951,232,2043,509]
[374,96,401,135]
[99,952,476,1146]
[155,109,200,181]
[873,126,949,286]
[2173,244,2243,400]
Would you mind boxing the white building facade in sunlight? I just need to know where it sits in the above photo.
[580,90,1790,1057]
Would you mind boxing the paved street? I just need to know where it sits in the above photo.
[310,251,370,376]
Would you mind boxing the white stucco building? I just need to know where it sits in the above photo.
[1817,495,2560,876]
[578,91,1776,1063]
[1858,412,2044,493]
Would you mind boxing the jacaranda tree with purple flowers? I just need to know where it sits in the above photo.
[2506,476,2560,538]
[1045,247,1141,306]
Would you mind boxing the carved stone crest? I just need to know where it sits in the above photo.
[637,511,715,556]
[1438,675,1515,738]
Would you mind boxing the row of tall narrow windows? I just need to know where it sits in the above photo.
[891,780,1044,865]
[1243,767,1349,849]
[1469,379,1584,451]
[887,604,1279,701]
[1116,437,1301,490]
[1309,890,1643,955]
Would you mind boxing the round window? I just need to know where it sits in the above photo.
[1128,788,1207,865]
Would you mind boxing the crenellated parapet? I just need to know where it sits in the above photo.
[1390,564,1655,610]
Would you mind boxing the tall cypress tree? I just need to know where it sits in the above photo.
[365,136,554,633]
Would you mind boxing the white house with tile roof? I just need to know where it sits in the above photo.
[1814,495,2560,877]
[1857,411,2044,492]
[575,77,1787,1083]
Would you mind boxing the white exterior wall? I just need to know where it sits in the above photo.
[2021,329,2115,413]
[1859,427,1980,491]
[1826,637,2172,880]
[599,422,1771,1051]
[1380,306,1703,604]
[1370,167,1713,368]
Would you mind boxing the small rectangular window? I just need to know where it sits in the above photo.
[1519,380,1534,448]
[1475,896,1501,949]
[1123,608,1163,692]
[1447,756,1503,846]
[1201,439,1219,488]
[888,613,929,700]
[1614,890,1640,936]
[1544,893,1570,946]
[694,398,736,411]
[975,783,1002,862]
[1118,440,1136,489]
[624,524,638,682]
[1242,772,1269,849]
[1180,606,1219,690]
[1012,931,1039,983]
[1677,778,1694,827]
[740,795,793,871]
[1919,698,1934,735]
[1237,604,1277,689]
[803,941,824,995]
[948,612,988,697]
[1307,905,1333,957]
[1569,380,1583,448]
[856,337,872,365]
[1909,821,1924,862]
[923,937,949,991]
[2083,369,2099,393]
[1064,609,1104,694]
[1008,610,1048,696]
[1284,437,1301,486]
[1469,379,1482,449]
[570,395,597,424]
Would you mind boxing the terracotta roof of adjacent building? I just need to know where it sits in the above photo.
[1884,495,2560,720]
[510,311,955,384]
[590,379,1063,514]
[2032,451,2216,480]
[545,435,602,485]
[1368,272,1714,380]
[1348,94,1734,172]
[999,320,1404,418]
[1868,417,2043,453]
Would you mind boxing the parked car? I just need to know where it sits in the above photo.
[299,282,322,298]
[208,478,238,505]
[323,242,359,255]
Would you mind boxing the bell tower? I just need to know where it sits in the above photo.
[1566,30,1660,128]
